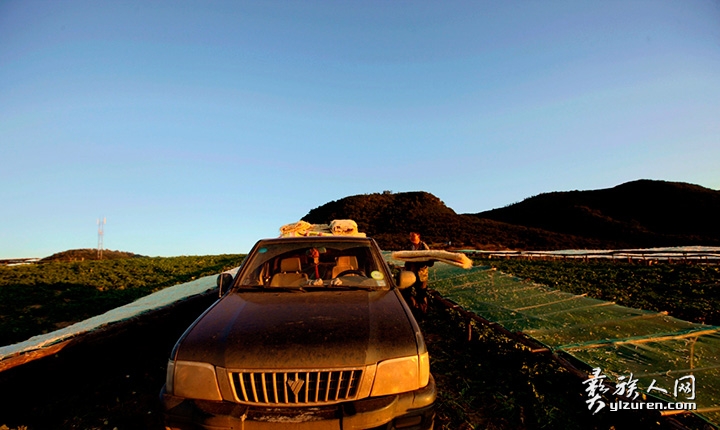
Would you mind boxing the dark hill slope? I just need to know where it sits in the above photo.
[303,191,604,250]
[474,180,720,248]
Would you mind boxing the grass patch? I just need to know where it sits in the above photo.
[0,254,245,346]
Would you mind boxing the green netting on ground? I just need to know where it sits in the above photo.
[409,260,720,425]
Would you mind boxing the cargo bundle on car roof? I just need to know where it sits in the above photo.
[279,219,366,237]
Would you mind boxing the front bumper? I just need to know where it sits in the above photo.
[161,374,436,430]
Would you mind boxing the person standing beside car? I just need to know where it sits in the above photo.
[402,232,433,313]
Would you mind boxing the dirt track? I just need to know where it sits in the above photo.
[0,293,218,430]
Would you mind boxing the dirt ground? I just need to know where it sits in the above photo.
[0,294,216,430]
[0,294,711,430]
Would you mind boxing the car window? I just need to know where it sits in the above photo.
[235,240,389,289]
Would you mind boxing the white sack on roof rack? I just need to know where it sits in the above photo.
[279,219,366,237]
[330,219,364,236]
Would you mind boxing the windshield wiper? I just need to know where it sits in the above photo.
[327,285,385,291]
[266,286,307,293]
[236,285,306,292]
[235,285,264,290]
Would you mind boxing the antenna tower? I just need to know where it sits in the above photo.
[97,217,106,259]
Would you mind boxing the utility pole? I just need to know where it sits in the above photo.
[97,217,106,259]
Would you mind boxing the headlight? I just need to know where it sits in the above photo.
[169,360,222,401]
[370,352,430,396]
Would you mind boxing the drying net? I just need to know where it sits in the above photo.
[387,255,720,426]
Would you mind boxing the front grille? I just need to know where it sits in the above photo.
[231,369,363,405]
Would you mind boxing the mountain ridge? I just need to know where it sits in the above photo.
[303,179,720,250]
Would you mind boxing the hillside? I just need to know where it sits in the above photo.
[303,180,720,250]
[476,179,720,249]
[303,191,605,250]
[40,248,143,262]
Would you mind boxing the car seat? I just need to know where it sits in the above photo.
[331,255,358,278]
[270,257,308,286]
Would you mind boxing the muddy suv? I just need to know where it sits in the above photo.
[161,235,436,429]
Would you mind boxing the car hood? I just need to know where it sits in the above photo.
[174,289,421,369]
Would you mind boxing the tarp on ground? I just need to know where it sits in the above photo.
[421,260,720,426]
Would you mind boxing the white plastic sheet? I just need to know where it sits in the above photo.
[0,267,239,361]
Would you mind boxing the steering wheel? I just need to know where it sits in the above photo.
[334,269,366,278]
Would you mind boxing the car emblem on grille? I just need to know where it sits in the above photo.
[287,378,304,396]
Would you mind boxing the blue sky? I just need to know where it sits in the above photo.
[2,1,719,258]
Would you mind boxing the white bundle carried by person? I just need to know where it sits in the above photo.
[392,249,473,269]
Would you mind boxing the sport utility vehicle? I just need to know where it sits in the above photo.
[161,234,436,429]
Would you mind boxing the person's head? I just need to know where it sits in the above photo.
[409,232,421,245]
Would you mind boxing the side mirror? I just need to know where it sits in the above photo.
[217,273,234,297]
[397,270,416,289]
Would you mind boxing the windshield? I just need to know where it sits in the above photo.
[234,239,390,290]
